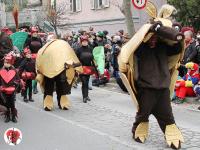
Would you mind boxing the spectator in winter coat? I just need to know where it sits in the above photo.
[179,30,197,77]
[182,30,197,64]
[111,35,122,78]
[174,62,200,104]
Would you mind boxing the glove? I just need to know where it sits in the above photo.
[185,81,193,87]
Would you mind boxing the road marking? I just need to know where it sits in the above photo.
[17,100,142,149]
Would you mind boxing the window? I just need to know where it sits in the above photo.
[91,0,110,10]
[70,0,82,12]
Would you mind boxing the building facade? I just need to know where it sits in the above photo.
[6,0,43,28]
[0,1,6,28]
[52,0,166,35]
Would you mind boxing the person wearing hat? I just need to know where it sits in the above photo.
[95,31,112,69]
[24,27,43,54]
[19,48,36,103]
[1,27,13,36]
[24,27,43,94]
[72,35,81,52]
[76,35,96,103]
[95,31,106,46]
[0,53,21,123]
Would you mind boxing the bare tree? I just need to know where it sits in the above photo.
[111,0,135,37]
[47,1,71,37]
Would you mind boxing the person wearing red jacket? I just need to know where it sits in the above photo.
[174,62,200,104]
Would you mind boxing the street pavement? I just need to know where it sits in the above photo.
[0,82,200,150]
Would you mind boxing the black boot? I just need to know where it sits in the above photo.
[4,110,10,123]
[83,98,87,103]
[21,90,25,97]
[24,96,28,103]
[33,87,38,94]
[11,108,17,123]
[86,97,91,101]
[29,95,34,102]
[12,115,17,123]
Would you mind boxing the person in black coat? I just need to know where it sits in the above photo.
[111,35,122,78]
[0,32,13,68]
[24,27,43,54]
[76,35,96,103]
[24,27,43,94]
[19,48,36,102]
[179,30,197,77]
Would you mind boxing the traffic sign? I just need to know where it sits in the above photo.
[132,0,147,9]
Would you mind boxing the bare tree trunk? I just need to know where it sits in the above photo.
[54,25,59,37]
[54,0,59,37]
[122,0,135,37]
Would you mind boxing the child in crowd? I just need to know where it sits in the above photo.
[0,53,21,123]
[19,48,36,103]
[174,62,200,104]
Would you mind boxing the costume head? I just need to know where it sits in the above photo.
[118,1,185,107]
[158,4,177,19]
[185,62,199,76]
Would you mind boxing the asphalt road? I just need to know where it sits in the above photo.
[0,85,200,150]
